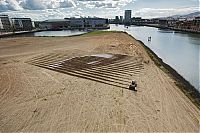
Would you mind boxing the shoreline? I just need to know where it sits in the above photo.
[134,37,200,109]
[0,29,47,38]
[81,30,200,109]
[0,27,110,38]
[132,24,200,34]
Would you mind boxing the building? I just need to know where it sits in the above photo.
[132,17,142,25]
[108,19,115,24]
[11,18,33,31]
[113,16,120,24]
[0,15,12,32]
[115,16,119,20]
[112,16,123,24]
[159,19,168,28]
[124,10,132,24]
[150,18,160,24]
[193,17,200,31]
[166,17,177,27]
[37,17,109,30]
[65,17,109,29]
[174,17,200,31]
[120,16,123,23]
[84,18,108,28]
[32,21,35,29]
[67,18,84,28]
[38,19,70,30]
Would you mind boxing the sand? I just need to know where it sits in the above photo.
[0,32,199,132]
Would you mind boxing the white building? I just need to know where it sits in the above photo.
[65,17,108,29]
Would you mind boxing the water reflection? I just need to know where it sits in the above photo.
[34,30,86,37]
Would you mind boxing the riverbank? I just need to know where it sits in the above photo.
[136,38,200,108]
[0,26,110,38]
[0,31,199,132]
[132,24,200,34]
[0,29,46,38]
[123,31,200,108]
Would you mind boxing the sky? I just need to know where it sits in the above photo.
[0,0,199,21]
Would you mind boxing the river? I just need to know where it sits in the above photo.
[108,24,200,91]
[34,30,86,37]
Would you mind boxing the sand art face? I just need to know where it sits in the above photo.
[27,53,144,89]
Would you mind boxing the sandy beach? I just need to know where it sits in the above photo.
[0,32,199,132]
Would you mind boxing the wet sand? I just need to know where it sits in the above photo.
[0,32,199,132]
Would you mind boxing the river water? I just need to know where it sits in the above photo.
[108,24,200,91]
[34,30,86,37]
[30,25,200,91]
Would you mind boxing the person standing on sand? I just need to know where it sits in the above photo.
[129,80,137,91]
[148,36,152,41]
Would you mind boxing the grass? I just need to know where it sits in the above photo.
[82,30,122,36]
[36,31,120,37]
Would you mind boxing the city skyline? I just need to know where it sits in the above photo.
[0,0,199,21]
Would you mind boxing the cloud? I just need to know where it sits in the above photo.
[0,0,76,11]
[20,0,47,10]
[60,0,76,8]
[0,0,136,12]
[21,0,76,10]
[0,0,23,11]
[0,0,199,21]
[2,8,85,20]
[78,0,136,9]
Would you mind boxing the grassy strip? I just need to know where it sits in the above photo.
[33,31,120,38]
[1,30,120,38]
[82,30,122,36]
[136,39,200,109]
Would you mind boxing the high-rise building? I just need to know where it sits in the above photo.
[115,16,119,20]
[124,10,132,24]
[0,15,12,32]
[115,16,120,23]
[120,16,123,22]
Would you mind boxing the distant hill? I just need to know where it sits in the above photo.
[173,11,200,18]
[157,11,200,19]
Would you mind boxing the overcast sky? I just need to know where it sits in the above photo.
[0,0,199,20]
